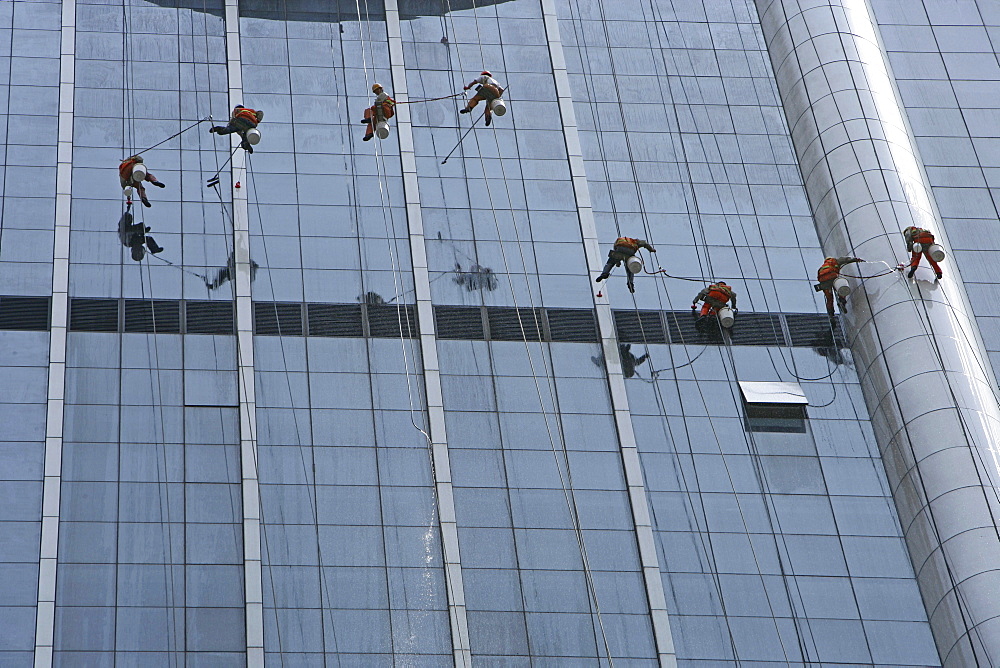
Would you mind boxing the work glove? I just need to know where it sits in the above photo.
[649,247,657,252]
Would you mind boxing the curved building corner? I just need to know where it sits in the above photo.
[755,0,1000,663]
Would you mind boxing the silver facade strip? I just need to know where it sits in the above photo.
[222,1,265,664]
[755,0,1000,663]
[383,1,472,665]
[539,1,678,664]
[34,0,75,664]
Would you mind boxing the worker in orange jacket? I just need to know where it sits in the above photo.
[460,71,504,127]
[816,256,862,316]
[210,105,264,153]
[903,226,943,279]
[692,281,736,317]
[362,83,395,141]
[119,155,165,208]
[596,236,656,293]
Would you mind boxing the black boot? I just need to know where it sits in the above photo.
[459,108,470,114]
[141,197,151,208]
[936,271,943,280]
[485,114,492,126]
[363,134,373,141]
[628,282,635,294]
[153,181,166,188]
[907,266,916,278]
[595,273,609,283]
[145,237,164,254]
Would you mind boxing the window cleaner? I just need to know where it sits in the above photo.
[815,256,863,317]
[595,236,656,294]
[901,226,944,279]
[362,84,395,141]
[210,105,264,153]
[460,71,505,126]
[119,155,165,208]
[692,281,737,330]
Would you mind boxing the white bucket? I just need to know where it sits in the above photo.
[928,243,945,262]
[375,121,390,140]
[833,276,850,297]
[718,306,735,329]
[625,255,643,274]
[131,163,147,183]
[911,242,922,254]
[246,127,262,145]
[489,98,507,116]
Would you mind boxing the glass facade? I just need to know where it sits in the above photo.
[2,0,997,665]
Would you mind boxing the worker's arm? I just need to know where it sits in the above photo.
[638,239,656,252]
[693,288,707,304]
[838,256,862,267]
[729,294,737,309]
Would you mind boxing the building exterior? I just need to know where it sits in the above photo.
[1,0,998,665]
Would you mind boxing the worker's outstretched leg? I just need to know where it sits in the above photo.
[925,252,943,279]
[907,251,921,278]
[485,109,493,127]
[838,295,848,314]
[145,236,163,255]
[626,269,635,294]
[136,183,151,208]
[595,256,616,282]
[824,289,835,317]
[362,106,375,140]
[700,302,713,317]
[462,94,483,114]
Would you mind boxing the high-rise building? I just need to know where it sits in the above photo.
[1,0,998,665]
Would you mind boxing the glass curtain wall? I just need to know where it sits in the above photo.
[405,0,591,309]
[554,0,939,664]
[239,1,447,663]
[869,0,1000,381]
[0,1,59,662]
[57,0,245,664]
[406,0,657,663]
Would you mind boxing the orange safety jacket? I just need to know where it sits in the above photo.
[232,107,261,125]
[904,226,934,246]
[119,158,140,181]
[614,237,640,252]
[817,257,841,283]
[707,284,734,303]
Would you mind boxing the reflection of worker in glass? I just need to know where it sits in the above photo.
[205,252,259,290]
[118,208,163,262]
[619,343,649,378]
[593,344,649,379]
